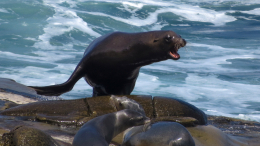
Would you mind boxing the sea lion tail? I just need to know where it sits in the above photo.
[28,67,84,96]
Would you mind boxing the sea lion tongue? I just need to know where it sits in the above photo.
[169,51,180,59]
[169,48,180,59]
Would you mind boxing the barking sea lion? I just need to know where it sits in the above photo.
[29,31,186,96]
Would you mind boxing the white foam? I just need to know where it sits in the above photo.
[187,43,252,54]
[0,8,9,13]
[235,16,260,22]
[147,42,260,73]
[43,0,78,8]
[149,22,168,30]
[169,0,260,5]
[144,54,259,74]
[0,66,69,86]
[116,2,144,16]
[62,78,93,99]
[34,1,100,50]
[134,73,260,121]
[238,114,260,122]
[24,37,38,41]
[84,6,235,26]
[0,50,76,63]
[171,24,190,26]
[133,73,161,95]
[191,29,226,34]
[0,51,48,63]
[122,2,144,8]
[241,8,260,16]
[22,22,28,26]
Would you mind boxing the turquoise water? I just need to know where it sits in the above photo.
[0,0,260,122]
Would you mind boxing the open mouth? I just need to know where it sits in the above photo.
[168,47,180,60]
[168,39,186,60]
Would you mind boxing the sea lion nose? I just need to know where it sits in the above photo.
[181,39,186,47]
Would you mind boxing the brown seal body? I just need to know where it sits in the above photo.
[72,109,150,146]
[29,31,186,96]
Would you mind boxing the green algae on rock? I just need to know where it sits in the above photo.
[1,126,60,146]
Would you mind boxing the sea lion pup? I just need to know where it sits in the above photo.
[122,122,195,146]
[72,109,150,146]
[29,31,186,96]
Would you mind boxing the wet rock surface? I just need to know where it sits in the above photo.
[0,95,207,127]
[0,78,62,102]
[208,115,260,136]
[153,96,207,125]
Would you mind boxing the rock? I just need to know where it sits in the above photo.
[187,125,260,146]
[1,126,60,146]
[0,78,62,102]
[0,95,207,127]
[86,96,117,116]
[153,96,207,125]
[208,115,260,136]
[1,99,89,124]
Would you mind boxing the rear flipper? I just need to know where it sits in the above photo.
[28,84,72,96]
[28,64,85,96]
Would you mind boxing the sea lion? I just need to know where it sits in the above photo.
[72,109,150,146]
[29,31,186,96]
[122,121,195,146]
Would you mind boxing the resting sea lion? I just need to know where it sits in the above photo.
[29,31,186,96]
[122,121,195,146]
[72,109,150,146]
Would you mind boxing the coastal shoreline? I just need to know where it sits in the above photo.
[0,78,259,146]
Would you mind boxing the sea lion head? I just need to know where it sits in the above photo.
[123,30,186,66]
[151,30,186,60]
[113,109,150,137]
[110,95,146,115]
[116,109,150,127]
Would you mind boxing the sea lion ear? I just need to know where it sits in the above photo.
[153,39,159,42]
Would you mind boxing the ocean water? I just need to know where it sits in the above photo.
[0,0,260,122]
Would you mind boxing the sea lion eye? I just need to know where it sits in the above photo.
[165,35,172,42]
